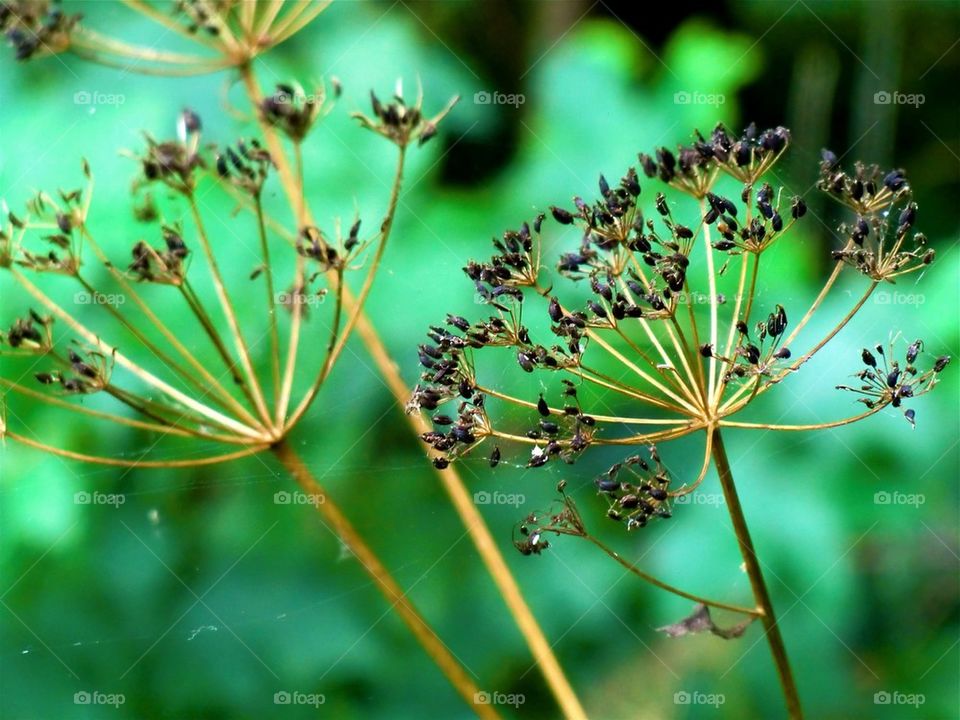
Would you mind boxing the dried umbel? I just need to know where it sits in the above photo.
[412,123,947,478]
[2,0,332,71]
[411,122,949,718]
[1,0,79,60]
[0,4,588,717]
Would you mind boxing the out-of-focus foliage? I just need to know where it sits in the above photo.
[1,1,956,718]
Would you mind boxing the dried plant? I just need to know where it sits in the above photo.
[0,3,591,719]
[411,122,950,718]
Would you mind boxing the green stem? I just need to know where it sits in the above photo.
[711,427,804,719]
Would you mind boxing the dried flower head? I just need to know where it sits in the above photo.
[353,79,459,148]
[1,0,79,60]
[411,122,948,525]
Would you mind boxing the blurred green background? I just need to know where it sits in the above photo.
[1,1,957,718]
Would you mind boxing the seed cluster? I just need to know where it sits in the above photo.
[411,122,949,538]
[595,447,673,530]
[352,81,459,148]
[838,341,950,426]
[1,0,78,61]
[259,82,334,144]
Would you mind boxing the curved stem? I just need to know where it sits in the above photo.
[271,441,500,720]
[6,431,266,467]
[582,534,759,616]
[711,428,803,719]
[10,268,262,440]
[719,402,885,431]
[0,378,242,444]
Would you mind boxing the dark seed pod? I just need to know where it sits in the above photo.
[548,297,563,322]
[862,348,877,367]
[790,196,807,219]
[489,446,501,468]
[432,457,450,469]
[537,395,550,417]
[550,206,575,225]
[906,340,922,364]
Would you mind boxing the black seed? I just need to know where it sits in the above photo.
[537,395,550,417]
